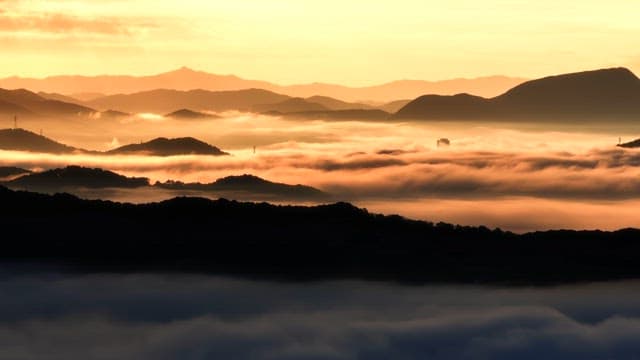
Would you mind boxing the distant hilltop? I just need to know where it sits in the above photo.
[0,128,229,156]
[107,137,229,156]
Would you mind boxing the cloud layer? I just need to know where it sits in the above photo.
[1,270,640,359]
[3,114,640,231]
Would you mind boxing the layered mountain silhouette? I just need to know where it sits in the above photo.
[395,68,640,120]
[0,128,80,153]
[0,166,31,179]
[107,137,228,156]
[4,166,324,200]
[272,109,391,121]
[86,88,291,114]
[0,129,229,156]
[1,185,639,283]
[0,66,526,102]
[99,109,131,119]
[157,174,327,200]
[305,96,373,110]
[378,99,412,113]
[86,89,384,115]
[165,109,218,120]
[0,88,94,117]
[5,166,149,191]
[252,98,330,113]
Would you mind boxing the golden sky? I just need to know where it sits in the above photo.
[1,0,639,85]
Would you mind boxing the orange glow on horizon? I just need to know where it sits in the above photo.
[0,0,639,85]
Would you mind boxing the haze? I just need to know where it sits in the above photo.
[1,0,640,85]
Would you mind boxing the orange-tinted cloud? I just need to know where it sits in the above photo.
[0,12,149,36]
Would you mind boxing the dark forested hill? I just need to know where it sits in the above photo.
[0,186,639,284]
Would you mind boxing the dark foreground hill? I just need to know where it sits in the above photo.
[1,186,639,284]
[395,67,640,121]
[107,137,228,156]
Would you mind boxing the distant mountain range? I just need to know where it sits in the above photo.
[395,68,640,120]
[2,67,640,123]
[0,128,229,156]
[0,66,526,102]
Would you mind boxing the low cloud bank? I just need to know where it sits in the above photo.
[0,273,639,359]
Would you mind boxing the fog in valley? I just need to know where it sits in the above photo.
[2,112,639,232]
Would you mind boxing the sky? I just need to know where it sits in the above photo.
[1,0,640,85]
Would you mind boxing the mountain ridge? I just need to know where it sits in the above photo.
[0,67,526,102]
[395,67,640,120]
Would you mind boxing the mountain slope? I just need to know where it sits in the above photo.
[0,167,31,179]
[107,137,228,156]
[0,128,79,153]
[395,68,640,120]
[0,88,94,117]
[6,166,149,190]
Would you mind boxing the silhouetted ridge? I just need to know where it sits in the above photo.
[395,67,640,120]
[273,109,391,121]
[158,174,327,200]
[87,88,290,114]
[107,137,228,156]
[100,109,130,119]
[0,128,78,153]
[252,97,329,113]
[0,88,95,116]
[0,166,31,178]
[305,96,373,110]
[6,166,149,190]
[396,93,492,119]
[618,138,640,148]
[165,108,217,119]
[0,186,639,284]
